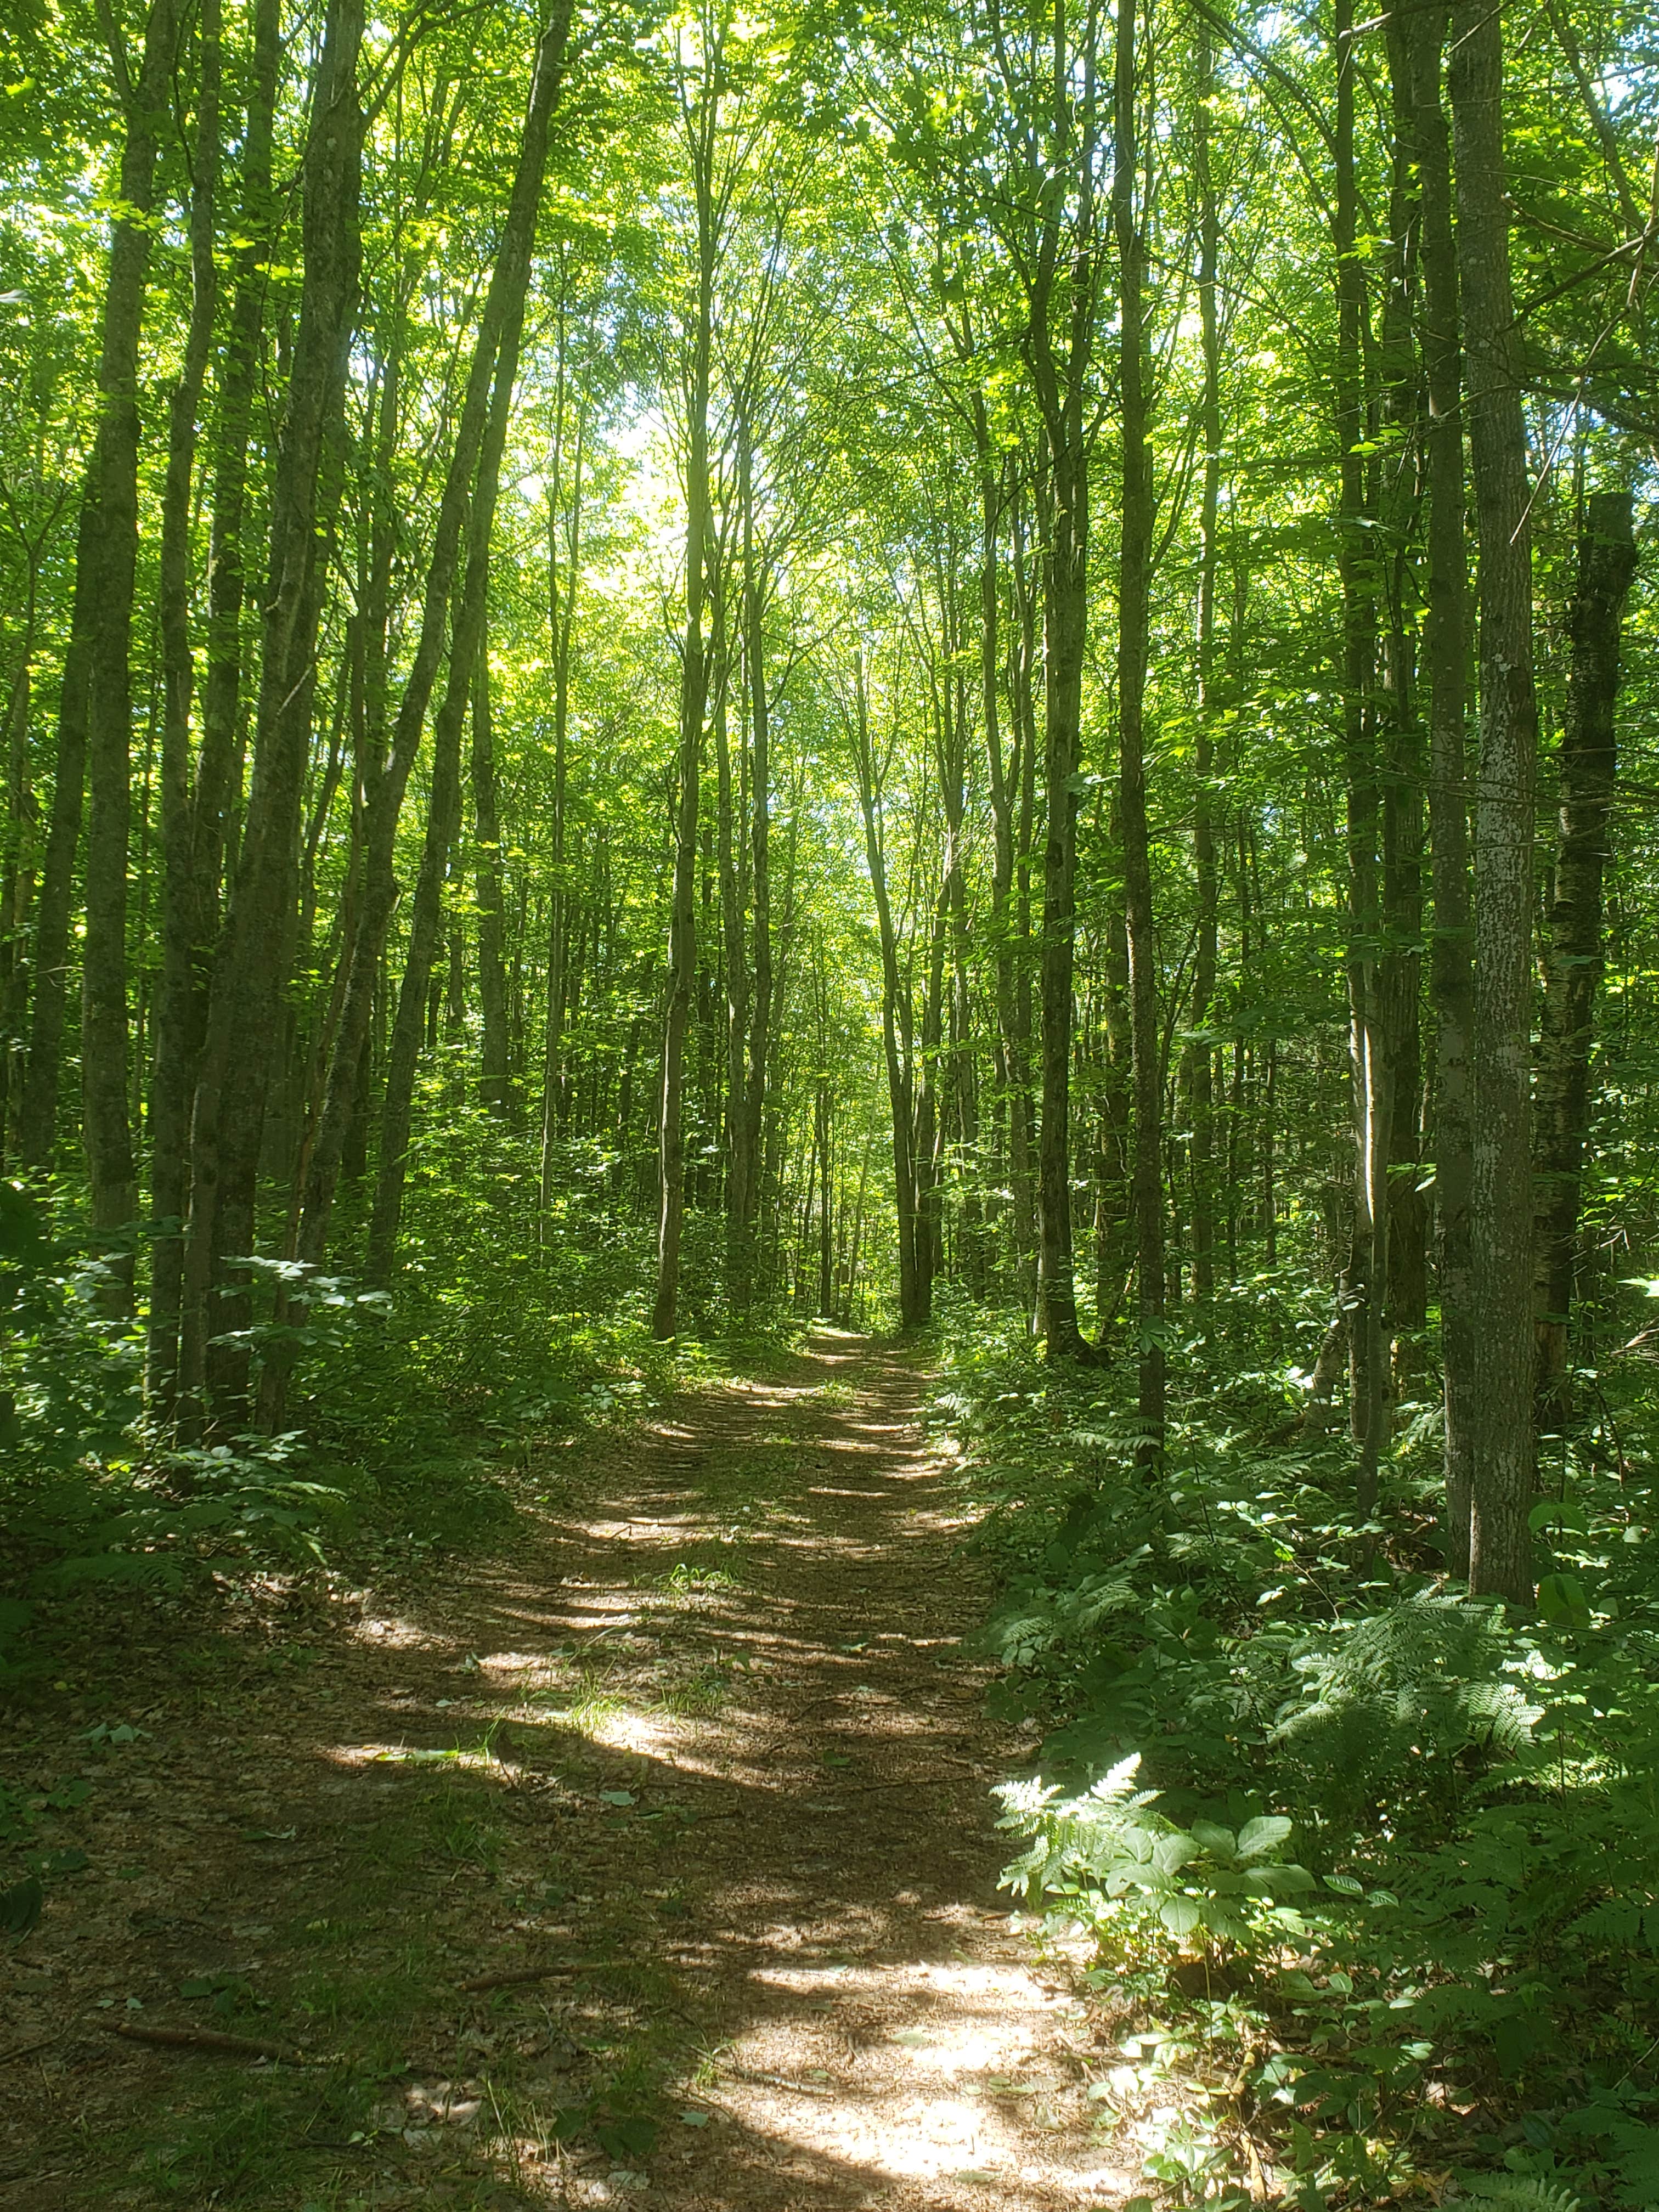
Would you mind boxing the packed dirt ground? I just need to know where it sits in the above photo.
[1,1334,1137,2209]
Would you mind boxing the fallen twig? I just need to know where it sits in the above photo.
[833,1775,968,1795]
[458,1966,574,1993]
[731,2068,836,2097]
[0,2035,58,2068]
[101,2021,301,2063]
[459,1956,620,1992]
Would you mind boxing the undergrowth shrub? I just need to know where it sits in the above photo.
[0,1173,696,1684]
[939,1287,1659,2209]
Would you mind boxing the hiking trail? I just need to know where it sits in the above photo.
[2,1334,1134,2209]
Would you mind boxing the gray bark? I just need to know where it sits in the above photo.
[1452,0,1541,1604]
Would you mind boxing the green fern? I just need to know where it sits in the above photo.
[1459,2176,1581,2212]
[1271,1596,1542,1812]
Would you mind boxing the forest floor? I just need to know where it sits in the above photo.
[2,1331,1138,2211]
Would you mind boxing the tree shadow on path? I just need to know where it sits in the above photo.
[0,1333,1137,2211]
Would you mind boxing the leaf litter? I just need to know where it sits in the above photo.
[0,1334,1137,2208]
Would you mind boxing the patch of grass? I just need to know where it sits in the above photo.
[689,2036,735,2090]
[641,1551,744,1596]
[537,1687,629,1736]
[294,1936,439,2033]
[424,1785,505,1869]
[652,1662,732,1717]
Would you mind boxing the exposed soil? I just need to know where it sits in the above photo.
[2,1333,1132,2209]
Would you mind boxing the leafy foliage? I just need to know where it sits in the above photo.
[941,1293,1659,2205]
[999,1753,1319,1960]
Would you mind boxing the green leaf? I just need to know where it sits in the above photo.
[1254,1862,1316,1893]
[0,1182,48,1266]
[1,1875,43,1937]
[1159,1895,1202,1936]
[1236,1815,1293,1860]
[1538,1574,1593,1630]
[27,1848,88,1876]
[1529,1497,1588,1536]
[595,2113,658,2159]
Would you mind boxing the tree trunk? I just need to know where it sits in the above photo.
[1534,492,1637,1422]
[735,421,774,1304]
[297,0,573,1269]
[1023,0,1102,1359]
[716,533,749,1292]
[179,0,365,1430]
[149,0,228,1410]
[0,545,43,1165]
[539,379,583,1211]
[816,1077,833,1317]
[471,641,510,1115]
[81,0,184,1301]
[1334,0,1389,1517]
[1452,0,1541,1604]
[19,0,176,1189]
[1035,427,1090,1353]
[1380,12,1428,1380]
[1115,0,1164,1446]
[1406,1,1476,1572]
[1188,12,1221,1305]
[1005,488,1041,1313]
[849,661,922,1325]
[365,247,529,1283]
[652,64,719,1341]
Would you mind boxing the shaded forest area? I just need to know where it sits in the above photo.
[2,0,1658,2201]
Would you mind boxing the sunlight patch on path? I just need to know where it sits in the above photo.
[550,1334,1142,2212]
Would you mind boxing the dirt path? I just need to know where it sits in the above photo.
[2,1333,1132,2209]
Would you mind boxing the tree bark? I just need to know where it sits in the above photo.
[652,52,719,1341]
[149,0,230,1409]
[1115,0,1164,1446]
[1534,491,1637,1421]
[1452,0,1541,1604]
[1188,11,1221,1306]
[471,641,510,1115]
[179,0,365,1429]
[1404,1,1476,1572]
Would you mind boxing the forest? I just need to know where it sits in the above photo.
[1,0,1657,2202]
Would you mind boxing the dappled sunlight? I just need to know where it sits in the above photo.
[447,1333,1126,2208]
[70,1335,1118,2211]
[349,1610,456,1652]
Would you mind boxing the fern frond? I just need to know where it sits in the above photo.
[1269,1597,1540,1806]
[1459,2175,1581,2212]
